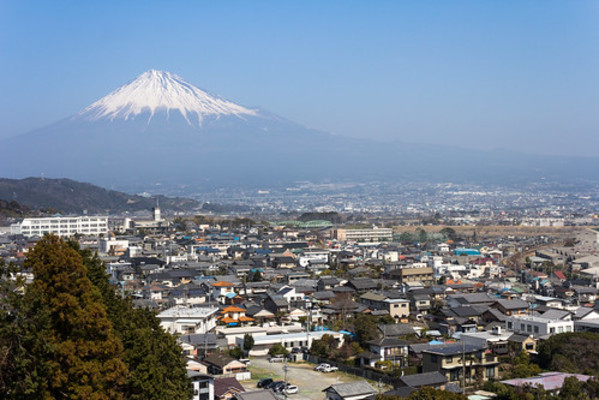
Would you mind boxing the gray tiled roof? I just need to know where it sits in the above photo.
[235,389,278,400]
[399,371,447,388]
[378,323,417,337]
[324,381,376,397]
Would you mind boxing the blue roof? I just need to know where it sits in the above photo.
[453,248,481,256]
[424,343,483,355]
[197,246,219,253]
[313,326,330,331]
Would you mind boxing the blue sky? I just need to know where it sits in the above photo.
[1,1,598,156]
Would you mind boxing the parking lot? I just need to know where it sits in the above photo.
[244,358,379,400]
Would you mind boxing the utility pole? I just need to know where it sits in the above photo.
[306,300,311,356]
[461,341,466,391]
[283,357,289,400]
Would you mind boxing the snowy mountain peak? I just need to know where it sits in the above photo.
[78,70,257,126]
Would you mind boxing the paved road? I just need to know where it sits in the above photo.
[245,357,360,400]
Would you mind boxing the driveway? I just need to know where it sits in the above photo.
[244,357,380,400]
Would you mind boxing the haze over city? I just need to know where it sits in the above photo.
[1,1,598,156]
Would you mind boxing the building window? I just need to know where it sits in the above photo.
[507,321,513,329]
[450,370,460,382]
[486,366,495,378]
[534,326,539,334]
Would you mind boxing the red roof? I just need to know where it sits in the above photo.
[554,271,567,280]
[212,281,235,287]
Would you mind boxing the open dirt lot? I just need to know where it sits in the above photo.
[392,225,584,240]
[243,357,382,400]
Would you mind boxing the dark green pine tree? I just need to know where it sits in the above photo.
[0,260,53,399]
[73,243,192,400]
[23,235,129,399]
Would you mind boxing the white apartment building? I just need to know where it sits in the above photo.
[332,227,393,242]
[506,315,573,337]
[11,216,108,237]
[157,306,219,335]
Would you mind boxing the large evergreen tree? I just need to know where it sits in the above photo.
[74,243,192,400]
[0,235,192,399]
[22,235,129,399]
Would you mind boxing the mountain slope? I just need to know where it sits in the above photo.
[0,178,200,214]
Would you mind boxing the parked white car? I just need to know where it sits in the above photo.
[322,365,338,373]
[284,385,299,394]
[313,363,329,371]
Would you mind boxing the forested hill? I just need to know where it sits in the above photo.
[0,177,200,214]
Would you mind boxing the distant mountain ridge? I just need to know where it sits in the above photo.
[2,70,599,191]
[0,178,200,214]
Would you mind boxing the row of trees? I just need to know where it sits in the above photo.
[0,235,191,399]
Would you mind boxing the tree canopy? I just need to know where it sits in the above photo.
[537,332,599,375]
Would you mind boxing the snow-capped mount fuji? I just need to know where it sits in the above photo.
[2,70,394,188]
[78,70,257,126]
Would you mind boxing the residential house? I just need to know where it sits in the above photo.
[317,277,342,291]
[446,293,497,309]
[460,326,511,355]
[573,286,598,304]
[179,333,219,356]
[422,343,499,384]
[397,371,447,391]
[218,306,254,327]
[389,265,435,286]
[359,291,410,321]
[277,285,304,305]
[157,306,219,334]
[323,381,376,400]
[311,290,336,305]
[214,377,245,400]
[263,293,290,315]
[409,293,432,316]
[271,256,296,269]
[345,278,378,293]
[377,323,417,338]
[202,353,248,376]
[361,337,410,368]
[506,315,574,337]
[212,281,237,304]
[493,299,529,316]
[188,371,214,400]
[507,333,537,353]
